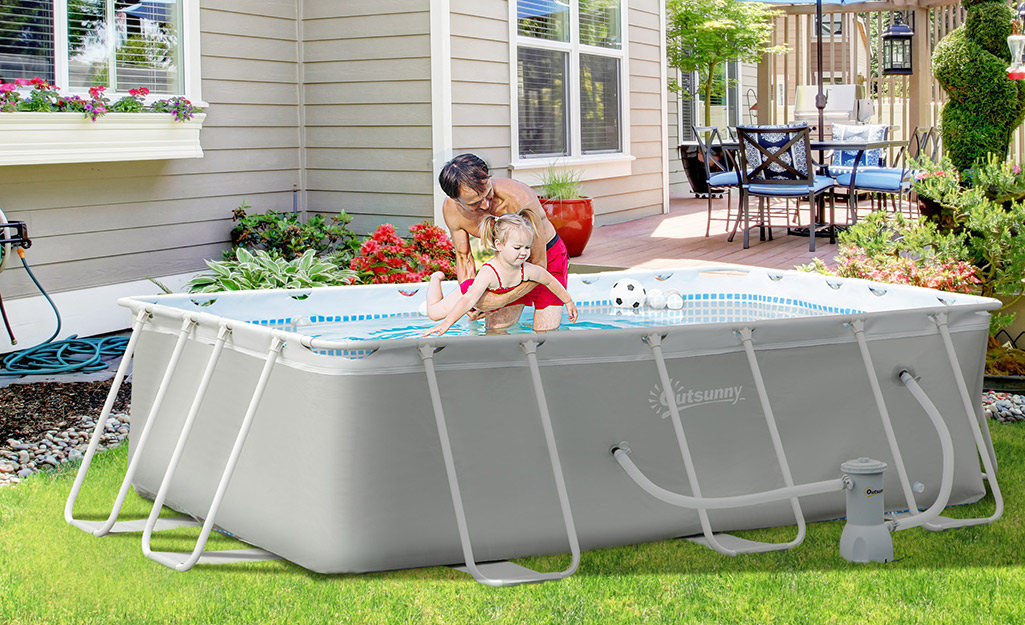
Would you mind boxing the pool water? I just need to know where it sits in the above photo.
[280,296,847,342]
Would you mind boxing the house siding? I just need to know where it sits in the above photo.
[301,0,434,234]
[0,0,302,301]
[450,0,666,227]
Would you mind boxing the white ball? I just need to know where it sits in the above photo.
[418,301,428,316]
[646,288,666,309]
[666,293,684,310]
[611,278,646,309]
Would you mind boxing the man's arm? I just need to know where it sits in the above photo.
[444,202,477,283]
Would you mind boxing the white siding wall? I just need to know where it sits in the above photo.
[449,0,666,226]
[0,0,302,301]
[302,0,435,234]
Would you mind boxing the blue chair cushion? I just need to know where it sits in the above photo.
[830,123,888,171]
[746,175,835,197]
[740,123,809,181]
[835,169,908,192]
[708,171,740,187]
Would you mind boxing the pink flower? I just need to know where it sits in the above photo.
[1015,165,1021,175]
[14,78,31,86]
[0,83,15,92]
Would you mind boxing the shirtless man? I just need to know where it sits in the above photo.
[438,153,570,332]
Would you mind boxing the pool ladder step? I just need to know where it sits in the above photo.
[419,340,580,587]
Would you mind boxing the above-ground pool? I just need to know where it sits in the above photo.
[65,266,1003,584]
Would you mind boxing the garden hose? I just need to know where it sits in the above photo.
[0,208,130,376]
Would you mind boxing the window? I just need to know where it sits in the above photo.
[0,1,199,99]
[515,0,625,160]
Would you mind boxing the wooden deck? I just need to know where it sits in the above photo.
[572,193,841,272]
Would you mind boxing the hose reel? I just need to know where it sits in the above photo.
[0,206,32,345]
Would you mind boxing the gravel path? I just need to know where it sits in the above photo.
[0,380,1021,489]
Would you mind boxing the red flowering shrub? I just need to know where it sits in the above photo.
[350,222,456,284]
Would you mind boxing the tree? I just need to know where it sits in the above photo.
[666,0,787,127]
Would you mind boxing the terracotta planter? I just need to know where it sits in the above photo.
[541,197,594,257]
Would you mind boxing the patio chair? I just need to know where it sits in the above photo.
[833,126,931,219]
[733,124,836,252]
[827,123,890,221]
[692,125,740,236]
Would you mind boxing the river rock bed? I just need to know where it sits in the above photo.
[982,390,1025,423]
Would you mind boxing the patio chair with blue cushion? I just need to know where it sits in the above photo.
[693,125,741,236]
[733,124,836,252]
[832,126,931,220]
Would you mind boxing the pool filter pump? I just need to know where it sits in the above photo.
[839,457,893,563]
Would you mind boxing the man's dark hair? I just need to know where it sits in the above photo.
[439,153,490,199]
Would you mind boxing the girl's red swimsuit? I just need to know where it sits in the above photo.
[458,262,524,295]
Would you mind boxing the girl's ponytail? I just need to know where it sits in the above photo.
[478,214,499,250]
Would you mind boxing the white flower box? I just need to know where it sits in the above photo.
[0,112,206,166]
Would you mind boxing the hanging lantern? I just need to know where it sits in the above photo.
[881,12,914,76]
[1009,3,1025,80]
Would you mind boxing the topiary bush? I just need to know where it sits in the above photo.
[932,0,1025,171]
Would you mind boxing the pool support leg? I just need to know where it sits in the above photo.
[141,323,280,568]
[641,331,807,555]
[65,310,200,536]
[925,313,1003,530]
[848,320,922,517]
[418,341,580,586]
[144,334,284,570]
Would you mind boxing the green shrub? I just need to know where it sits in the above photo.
[933,0,1025,170]
[187,248,355,293]
[228,201,360,262]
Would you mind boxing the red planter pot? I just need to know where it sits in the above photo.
[541,197,594,257]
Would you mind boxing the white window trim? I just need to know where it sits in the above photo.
[46,0,204,105]
[507,0,632,183]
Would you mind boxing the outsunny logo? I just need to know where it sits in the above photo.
[648,378,746,420]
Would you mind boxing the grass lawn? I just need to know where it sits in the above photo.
[1,422,1023,625]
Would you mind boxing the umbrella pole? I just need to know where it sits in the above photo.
[815,0,825,140]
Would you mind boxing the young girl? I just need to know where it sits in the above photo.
[423,213,578,337]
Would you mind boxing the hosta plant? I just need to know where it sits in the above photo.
[186,248,355,293]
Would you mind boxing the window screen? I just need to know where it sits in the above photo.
[70,0,182,94]
[0,1,55,83]
[518,47,569,157]
[517,0,569,43]
[579,0,621,49]
[580,54,620,153]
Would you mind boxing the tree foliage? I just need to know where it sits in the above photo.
[666,0,786,126]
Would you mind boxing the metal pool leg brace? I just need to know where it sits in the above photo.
[619,331,967,563]
[144,334,285,570]
[642,331,806,555]
[926,313,1003,530]
[65,310,200,536]
[418,341,580,586]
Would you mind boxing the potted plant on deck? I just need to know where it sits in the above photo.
[535,166,594,257]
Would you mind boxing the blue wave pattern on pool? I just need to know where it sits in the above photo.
[276,293,857,343]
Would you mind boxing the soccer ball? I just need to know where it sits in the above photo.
[611,279,646,309]
[646,288,666,309]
